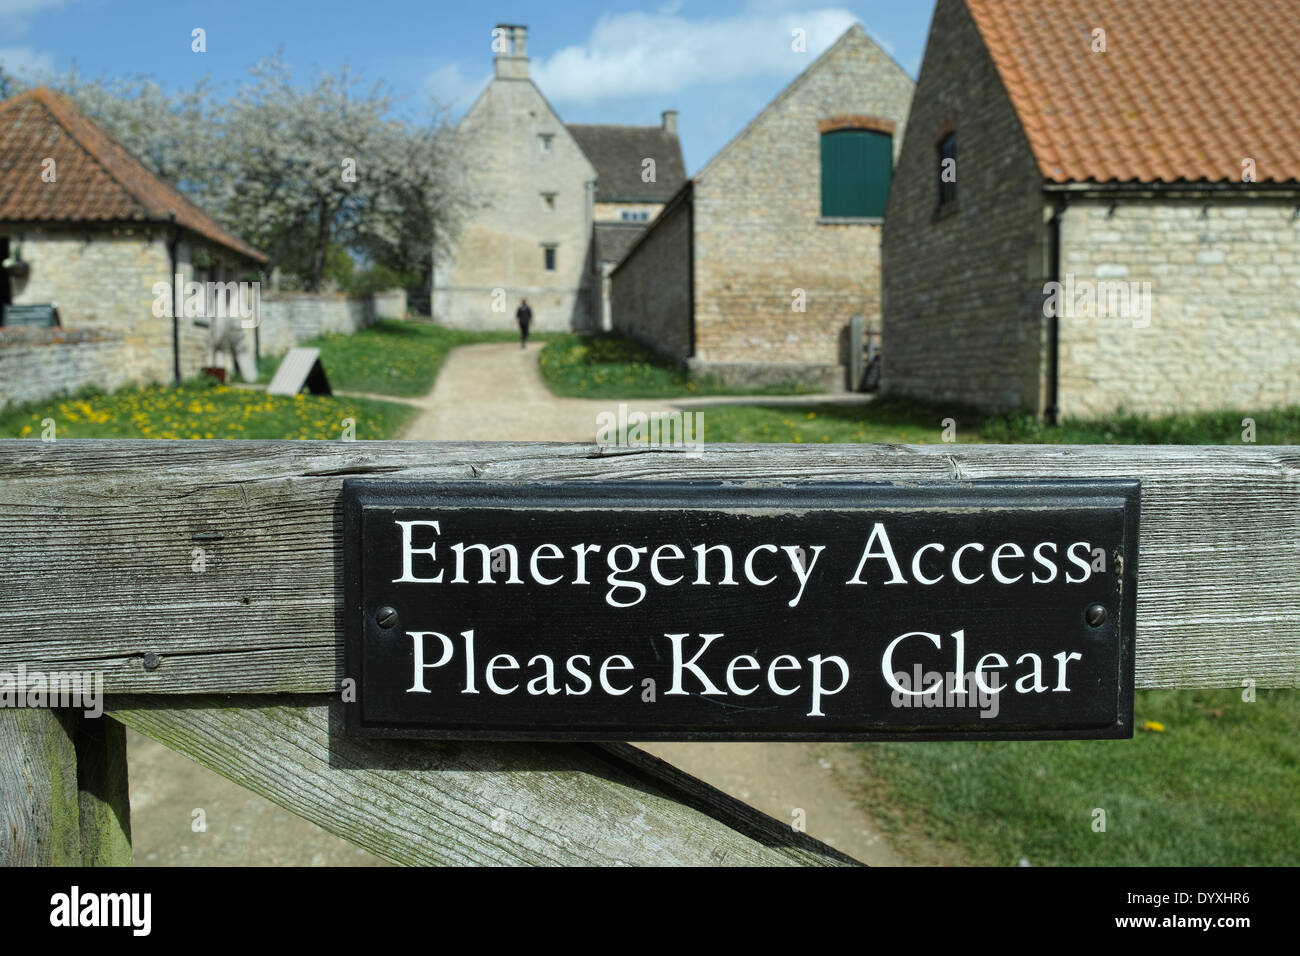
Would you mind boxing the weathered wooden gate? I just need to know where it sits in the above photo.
[1,440,1296,865]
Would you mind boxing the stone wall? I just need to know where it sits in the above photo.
[881,0,1047,414]
[0,327,132,407]
[373,288,407,320]
[0,226,393,406]
[6,227,212,385]
[1056,197,1300,416]
[609,197,692,360]
[255,292,376,358]
[433,72,598,332]
[689,25,913,386]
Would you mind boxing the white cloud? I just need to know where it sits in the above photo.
[426,62,491,112]
[0,0,67,13]
[531,6,859,105]
[0,45,54,76]
[0,0,72,35]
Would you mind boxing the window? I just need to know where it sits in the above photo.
[542,193,556,210]
[543,246,556,271]
[539,134,553,153]
[937,132,958,209]
[819,128,892,218]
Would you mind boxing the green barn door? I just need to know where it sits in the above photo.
[820,129,893,218]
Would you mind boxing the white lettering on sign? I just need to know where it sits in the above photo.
[349,480,1139,739]
[880,629,1084,698]
[394,519,1091,608]
[845,522,1092,587]
[379,514,1113,723]
[400,627,1085,720]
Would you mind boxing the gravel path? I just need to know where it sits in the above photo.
[402,341,682,441]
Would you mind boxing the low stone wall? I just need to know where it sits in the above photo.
[686,358,844,392]
[1,289,390,408]
[372,289,407,320]
[255,292,377,358]
[0,327,132,408]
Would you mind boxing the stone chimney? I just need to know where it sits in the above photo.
[494,24,530,79]
[662,110,678,135]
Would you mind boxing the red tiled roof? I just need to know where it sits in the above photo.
[0,86,267,261]
[965,0,1300,184]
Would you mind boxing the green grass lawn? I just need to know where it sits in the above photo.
[854,688,1300,866]
[539,332,822,399]
[693,394,1300,444]
[258,318,541,397]
[0,378,415,440]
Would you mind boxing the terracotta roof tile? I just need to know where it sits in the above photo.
[0,87,267,261]
[965,0,1300,183]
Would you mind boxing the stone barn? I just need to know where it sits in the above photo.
[882,0,1300,419]
[0,86,267,405]
[610,24,914,390]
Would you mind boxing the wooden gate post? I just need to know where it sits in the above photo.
[0,709,131,866]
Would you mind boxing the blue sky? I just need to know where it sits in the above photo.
[0,0,936,174]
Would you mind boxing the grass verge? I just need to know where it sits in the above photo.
[258,319,542,397]
[538,332,823,399]
[0,378,415,440]
[853,688,1299,866]
[693,394,1300,444]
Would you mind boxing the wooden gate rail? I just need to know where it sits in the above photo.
[1,439,1297,866]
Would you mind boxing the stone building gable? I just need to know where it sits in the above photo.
[694,24,913,185]
[436,68,598,330]
[881,0,1047,412]
[685,23,914,382]
[454,77,597,211]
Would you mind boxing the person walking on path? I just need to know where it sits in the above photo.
[515,298,532,349]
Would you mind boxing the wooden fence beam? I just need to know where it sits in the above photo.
[110,696,856,867]
[0,439,1296,692]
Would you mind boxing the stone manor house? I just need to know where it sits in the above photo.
[433,24,686,332]
[883,0,1300,417]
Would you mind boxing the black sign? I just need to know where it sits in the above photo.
[343,480,1139,741]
